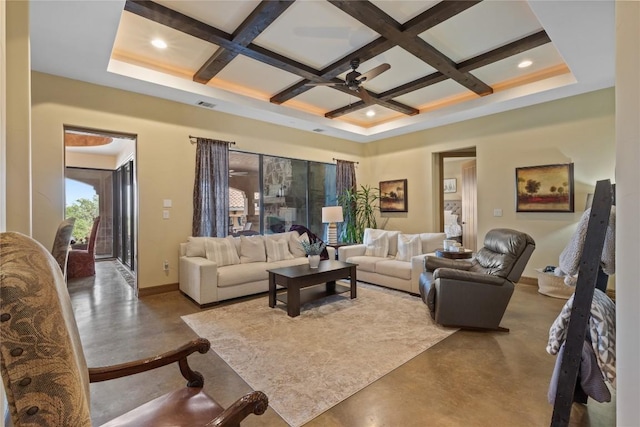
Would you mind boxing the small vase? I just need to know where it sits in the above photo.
[308,254,321,269]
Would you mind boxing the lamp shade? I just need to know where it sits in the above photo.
[322,206,343,223]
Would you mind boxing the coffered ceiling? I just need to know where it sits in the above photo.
[30,1,615,143]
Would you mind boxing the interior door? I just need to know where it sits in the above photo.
[462,159,477,251]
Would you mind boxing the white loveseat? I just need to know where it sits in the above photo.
[179,231,335,306]
[338,228,446,295]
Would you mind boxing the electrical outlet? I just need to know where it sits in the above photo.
[163,260,169,271]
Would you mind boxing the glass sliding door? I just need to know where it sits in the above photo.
[114,160,135,270]
[229,150,336,236]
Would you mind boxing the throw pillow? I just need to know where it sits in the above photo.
[364,234,389,257]
[239,235,266,263]
[204,237,240,267]
[186,236,209,257]
[266,238,294,262]
[289,232,310,258]
[396,234,422,262]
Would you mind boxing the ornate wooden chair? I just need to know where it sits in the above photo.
[1,231,268,426]
[67,216,100,278]
[50,217,75,279]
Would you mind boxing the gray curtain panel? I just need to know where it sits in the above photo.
[192,138,230,237]
[336,160,357,241]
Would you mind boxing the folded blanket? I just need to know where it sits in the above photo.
[557,206,615,286]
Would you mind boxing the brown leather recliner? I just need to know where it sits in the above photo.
[419,228,535,331]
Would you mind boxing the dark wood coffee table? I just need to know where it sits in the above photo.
[268,260,357,317]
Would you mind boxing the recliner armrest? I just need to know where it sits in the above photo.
[425,256,472,272]
[434,268,507,286]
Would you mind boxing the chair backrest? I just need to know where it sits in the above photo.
[1,232,92,426]
[86,216,101,254]
[51,217,76,277]
[470,228,535,282]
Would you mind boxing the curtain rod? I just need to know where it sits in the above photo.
[332,158,359,164]
[189,135,236,145]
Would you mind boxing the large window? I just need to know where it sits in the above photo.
[229,151,336,237]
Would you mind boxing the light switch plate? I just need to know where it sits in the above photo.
[493,208,503,217]
[163,210,170,219]
[163,199,172,208]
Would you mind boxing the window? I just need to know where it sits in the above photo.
[229,151,336,237]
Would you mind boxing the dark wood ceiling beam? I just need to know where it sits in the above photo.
[125,1,321,82]
[193,1,294,84]
[457,30,551,72]
[329,0,493,96]
[329,30,552,118]
[270,0,482,105]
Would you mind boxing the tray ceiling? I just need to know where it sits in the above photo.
[30,0,615,143]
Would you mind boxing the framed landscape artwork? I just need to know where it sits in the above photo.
[443,178,457,193]
[379,179,408,212]
[515,163,574,212]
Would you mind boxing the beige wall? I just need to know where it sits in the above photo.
[362,88,615,278]
[5,0,31,234]
[30,72,364,289]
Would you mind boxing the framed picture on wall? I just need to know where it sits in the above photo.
[515,163,574,212]
[379,179,408,212]
[443,178,457,193]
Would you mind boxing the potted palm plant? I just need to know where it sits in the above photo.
[300,240,326,268]
[338,185,379,244]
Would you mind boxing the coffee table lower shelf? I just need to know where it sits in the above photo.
[275,283,351,306]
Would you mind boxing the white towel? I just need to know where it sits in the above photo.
[558,206,615,286]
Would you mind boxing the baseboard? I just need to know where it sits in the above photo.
[518,275,537,286]
[138,282,179,297]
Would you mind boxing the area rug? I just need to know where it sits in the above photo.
[181,283,456,427]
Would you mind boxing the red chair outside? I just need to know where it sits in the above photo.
[68,216,100,279]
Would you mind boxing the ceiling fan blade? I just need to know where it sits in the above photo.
[358,86,374,105]
[358,63,390,83]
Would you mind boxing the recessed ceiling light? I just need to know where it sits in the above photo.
[518,60,533,68]
[151,39,167,49]
[366,110,376,117]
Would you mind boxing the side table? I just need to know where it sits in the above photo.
[326,243,351,260]
[435,248,473,260]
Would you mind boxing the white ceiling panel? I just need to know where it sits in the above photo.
[371,0,440,24]
[212,55,302,98]
[472,44,568,86]
[154,0,261,34]
[341,104,400,125]
[285,86,355,112]
[420,1,543,62]
[253,0,380,70]
[113,11,219,74]
[394,79,470,109]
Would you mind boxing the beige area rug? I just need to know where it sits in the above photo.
[181,283,457,427]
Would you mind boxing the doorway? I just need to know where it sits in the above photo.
[438,149,478,251]
[64,127,137,287]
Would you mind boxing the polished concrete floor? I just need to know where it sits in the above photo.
[68,261,615,426]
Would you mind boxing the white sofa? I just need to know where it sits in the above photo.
[179,231,335,306]
[338,228,446,295]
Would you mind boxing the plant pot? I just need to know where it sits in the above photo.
[308,254,320,269]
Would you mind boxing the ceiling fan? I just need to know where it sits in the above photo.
[306,58,390,104]
[229,169,249,177]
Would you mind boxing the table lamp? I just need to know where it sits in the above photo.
[322,206,343,245]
